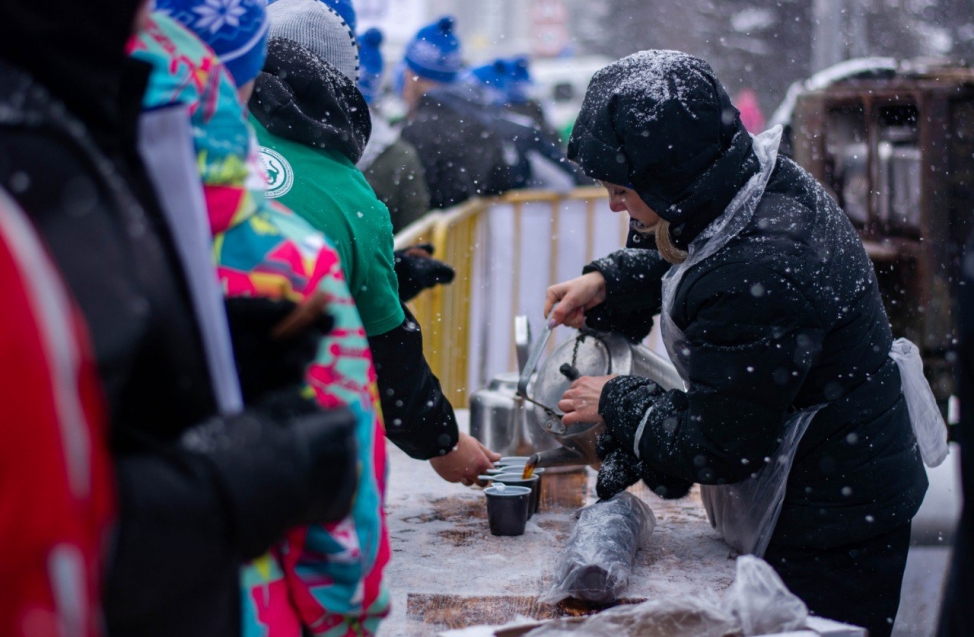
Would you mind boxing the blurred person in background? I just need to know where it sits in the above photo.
[459,55,586,192]
[356,27,431,235]
[132,1,390,633]
[0,1,359,636]
[502,55,564,145]
[250,0,498,485]
[399,16,514,209]
[735,88,767,134]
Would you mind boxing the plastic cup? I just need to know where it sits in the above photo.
[484,485,532,536]
[487,472,541,518]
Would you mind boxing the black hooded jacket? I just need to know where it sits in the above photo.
[0,6,357,636]
[251,38,371,164]
[569,52,927,550]
[251,39,460,459]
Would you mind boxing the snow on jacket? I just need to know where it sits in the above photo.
[570,51,927,551]
[131,15,389,637]
[250,38,460,461]
[400,83,514,209]
[0,189,114,637]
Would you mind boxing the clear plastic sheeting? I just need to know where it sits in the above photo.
[724,555,807,636]
[526,598,737,637]
[699,405,821,558]
[541,492,656,604]
[889,337,950,467]
[523,556,808,637]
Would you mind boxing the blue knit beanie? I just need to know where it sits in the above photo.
[156,0,269,87]
[466,59,509,105]
[357,27,383,104]
[507,55,532,103]
[404,16,462,84]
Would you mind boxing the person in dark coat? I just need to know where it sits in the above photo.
[399,16,514,209]
[546,51,929,637]
[937,230,974,637]
[0,2,358,636]
[356,27,432,234]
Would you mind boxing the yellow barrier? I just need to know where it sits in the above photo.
[394,187,612,406]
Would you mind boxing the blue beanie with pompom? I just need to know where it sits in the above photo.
[357,27,384,104]
[404,16,462,83]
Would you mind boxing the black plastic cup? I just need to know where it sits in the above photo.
[488,472,541,518]
[484,485,532,536]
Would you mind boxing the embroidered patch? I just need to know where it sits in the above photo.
[259,146,294,199]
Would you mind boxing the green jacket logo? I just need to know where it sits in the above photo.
[259,147,294,198]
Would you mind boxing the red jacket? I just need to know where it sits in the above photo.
[0,190,114,637]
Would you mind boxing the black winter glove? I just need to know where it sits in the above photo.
[179,390,358,560]
[596,447,644,500]
[394,245,456,302]
[225,296,334,405]
[598,376,663,457]
[596,377,693,500]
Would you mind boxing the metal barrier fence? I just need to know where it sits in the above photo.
[394,186,632,405]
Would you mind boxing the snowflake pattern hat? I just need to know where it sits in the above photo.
[156,0,269,87]
[404,16,462,84]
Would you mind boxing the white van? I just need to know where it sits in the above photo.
[528,55,613,141]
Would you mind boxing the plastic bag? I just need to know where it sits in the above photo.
[541,492,656,604]
[525,596,736,637]
[723,555,807,636]
[889,337,949,467]
[529,556,805,637]
[699,405,821,558]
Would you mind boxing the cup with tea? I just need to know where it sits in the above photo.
[484,484,532,536]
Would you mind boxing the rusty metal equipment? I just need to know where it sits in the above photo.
[789,61,974,408]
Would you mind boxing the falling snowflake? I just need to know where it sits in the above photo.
[193,0,246,33]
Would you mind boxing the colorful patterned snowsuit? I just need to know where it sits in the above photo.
[130,15,389,637]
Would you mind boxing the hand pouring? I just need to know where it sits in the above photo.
[521,328,685,473]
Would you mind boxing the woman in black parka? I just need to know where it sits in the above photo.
[545,51,929,637]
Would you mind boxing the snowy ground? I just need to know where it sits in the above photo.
[377,412,959,637]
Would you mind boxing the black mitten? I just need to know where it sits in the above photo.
[179,395,358,560]
[394,250,456,302]
[225,297,334,405]
[639,465,694,500]
[596,447,643,500]
[601,378,663,455]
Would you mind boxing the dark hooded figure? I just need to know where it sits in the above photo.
[546,51,930,637]
[0,2,359,636]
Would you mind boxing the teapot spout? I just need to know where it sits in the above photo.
[528,446,588,470]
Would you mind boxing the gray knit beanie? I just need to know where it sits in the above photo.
[267,0,359,82]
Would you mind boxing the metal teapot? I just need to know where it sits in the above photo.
[469,316,684,470]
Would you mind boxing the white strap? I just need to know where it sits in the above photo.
[632,405,654,460]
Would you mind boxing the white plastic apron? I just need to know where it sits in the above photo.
[658,126,948,557]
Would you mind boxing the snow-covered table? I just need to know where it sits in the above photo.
[377,411,737,637]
